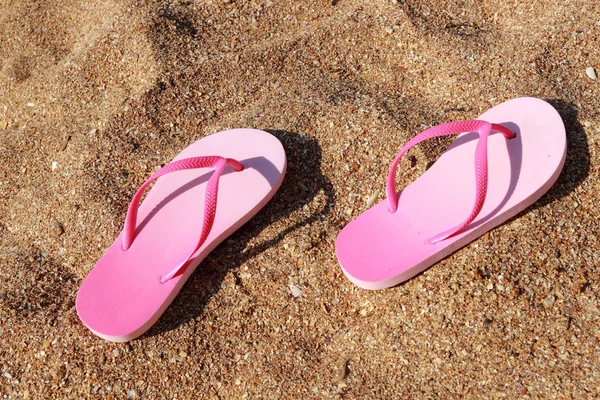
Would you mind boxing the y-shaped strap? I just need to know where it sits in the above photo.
[386,120,516,244]
[121,156,244,283]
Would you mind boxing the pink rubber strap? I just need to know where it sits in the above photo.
[121,156,244,282]
[386,120,516,243]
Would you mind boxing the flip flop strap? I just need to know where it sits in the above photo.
[121,156,244,283]
[386,120,515,244]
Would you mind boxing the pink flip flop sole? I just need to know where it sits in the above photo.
[335,98,566,290]
[76,129,286,341]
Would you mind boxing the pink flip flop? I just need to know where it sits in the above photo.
[336,97,566,290]
[76,129,286,341]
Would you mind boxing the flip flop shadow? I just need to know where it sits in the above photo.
[144,130,335,338]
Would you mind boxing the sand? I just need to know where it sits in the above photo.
[1,0,599,398]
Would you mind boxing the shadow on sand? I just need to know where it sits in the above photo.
[144,130,335,338]
[531,99,590,209]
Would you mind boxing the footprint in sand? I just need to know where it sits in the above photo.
[0,0,157,128]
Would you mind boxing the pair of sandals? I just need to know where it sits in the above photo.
[77,97,567,342]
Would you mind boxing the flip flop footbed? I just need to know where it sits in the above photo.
[336,98,566,290]
[76,129,286,341]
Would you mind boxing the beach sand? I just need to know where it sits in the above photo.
[1,0,599,398]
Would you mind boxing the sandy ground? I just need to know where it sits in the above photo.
[1,0,599,398]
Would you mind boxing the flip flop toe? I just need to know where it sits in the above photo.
[76,128,286,341]
[336,97,566,289]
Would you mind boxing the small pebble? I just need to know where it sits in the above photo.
[52,219,64,237]
[26,102,35,107]
[543,294,555,307]
[51,161,58,171]
[113,349,120,357]
[366,190,380,208]
[0,120,7,130]
[289,284,302,298]
[585,66,597,80]
[334,357,350,382]
[52,365,66,381]
[58,135,70,151]
[127,390,137,398]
